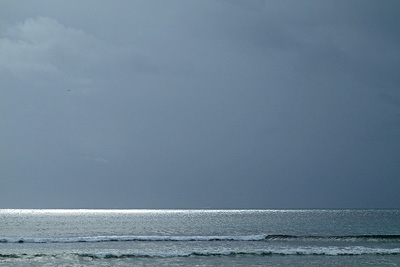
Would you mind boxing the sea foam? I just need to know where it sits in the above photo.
[77,247,400,258]
[2,234,399,243]
[2,246,400,260]
[0,234,267,243]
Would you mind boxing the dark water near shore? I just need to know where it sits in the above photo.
[1,209,400,266]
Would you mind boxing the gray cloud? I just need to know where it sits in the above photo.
[1,1,399,208]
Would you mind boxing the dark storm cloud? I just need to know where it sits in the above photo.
[1,1,399,208]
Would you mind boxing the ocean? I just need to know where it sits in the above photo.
[0,209,399,266]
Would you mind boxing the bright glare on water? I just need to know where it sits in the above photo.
[0,209,400,266]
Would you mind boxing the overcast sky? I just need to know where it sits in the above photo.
[1,1,399,209]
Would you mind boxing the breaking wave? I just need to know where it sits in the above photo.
[1,234,399,244]
[0,235,265,243]
[77,247,400,258]
[264,234,400,241]
[2,247,400,260]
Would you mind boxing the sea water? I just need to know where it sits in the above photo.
[0,209,399,266]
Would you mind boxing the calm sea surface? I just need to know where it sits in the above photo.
[0,209,400,266]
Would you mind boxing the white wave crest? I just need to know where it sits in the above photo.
[2,247,400,259]
[78,247,400,258]
[0,234,267,243]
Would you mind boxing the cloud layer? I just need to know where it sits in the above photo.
[1,1,399,208]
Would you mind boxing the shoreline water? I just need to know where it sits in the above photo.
[1,209,399,266]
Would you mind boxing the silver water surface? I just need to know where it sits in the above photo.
[1,209,400,266]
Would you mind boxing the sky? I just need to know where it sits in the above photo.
[1,0,399,209]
